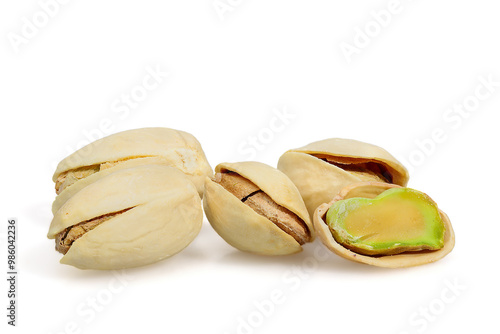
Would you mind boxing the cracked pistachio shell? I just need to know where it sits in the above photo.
[53,127,213,198]
[52,156,170,214]
[203,161,313,255]
[48,165,203,270]
[277,138,410,217]
[313,182,455,268]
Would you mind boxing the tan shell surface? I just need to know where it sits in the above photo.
[203,161,312,255]
[313,182,455,268]
[52,127,213,196]
[278,138,409,217]
[216,161,312,235]
[289,138,409,184]
[48,165,203,269]
[52,156,170,214]
[204,178,302,255]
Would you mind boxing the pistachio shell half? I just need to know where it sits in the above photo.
[52,156,170,214]
[48,165,203,270]
[313,182,455,268]
[52,127,213,199]
[277,138,410,217]
[203,161,313,255]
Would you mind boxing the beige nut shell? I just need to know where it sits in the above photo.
[277,138,410,217]
[48,165,203,270]
[52,156,169,214]
[313,182,455,268]
[52,127,213,197]
[203,161,313,255]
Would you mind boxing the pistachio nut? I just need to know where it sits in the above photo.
[313,182,455,268]
[277,138,410,217]
[203,161,313,255]
[47,165,203,270]
[52,127,212,211]
[52,156,172,214]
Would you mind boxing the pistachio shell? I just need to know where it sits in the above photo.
[313,182,455,268]
[48,165,203,269]
[52,156,169,214]
[278,138,409,217]
[52,127,213,197]
[203,161,312,255]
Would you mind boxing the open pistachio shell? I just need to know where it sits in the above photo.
[52,156,170,214]
[313,182,455,268]
[277,138,409,217]
[48,165,203,270]
[52,127,213,198]
[203,161,313,255]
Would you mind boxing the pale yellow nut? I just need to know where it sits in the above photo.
[48,165,203,270]
[52,127,213,199]
[203,161,313,255]
[313,182,455,268]
[277,138,409,217]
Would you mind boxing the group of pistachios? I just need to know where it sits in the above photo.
[48,127,454,270]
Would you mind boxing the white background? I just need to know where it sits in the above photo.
[1,1,499,334]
